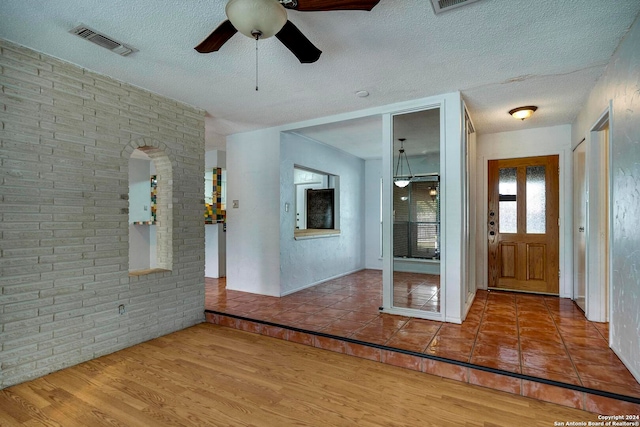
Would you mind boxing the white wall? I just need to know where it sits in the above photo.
[226,129,281,296]
[571,15,640,382]
[475,125,572,297]
[279,133,365,294]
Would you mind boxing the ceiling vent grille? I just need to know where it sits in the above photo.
[430,0,482,14]
[69,24,136,56]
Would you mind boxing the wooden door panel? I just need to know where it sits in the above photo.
[527,244,546,281]
[500,243,517,278]
[488,155,559,294]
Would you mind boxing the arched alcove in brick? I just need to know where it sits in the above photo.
[124,138,174,272]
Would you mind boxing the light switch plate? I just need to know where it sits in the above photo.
[232,200,239,208]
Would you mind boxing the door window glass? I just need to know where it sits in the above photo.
[499,167,517,233]
[526,165,546,234]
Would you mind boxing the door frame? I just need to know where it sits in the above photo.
[478,145,572,297]
[583,105,612,323]
[572,139,587,311]
[487,155,560,294]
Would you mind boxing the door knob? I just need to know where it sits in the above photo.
[578,227,585,232]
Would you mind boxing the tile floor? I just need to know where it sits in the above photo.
[392,271,440,312]
[205,269,640,400]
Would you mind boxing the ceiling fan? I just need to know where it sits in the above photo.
[195,0,381,63]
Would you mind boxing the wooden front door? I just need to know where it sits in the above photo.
[488,155,559,294]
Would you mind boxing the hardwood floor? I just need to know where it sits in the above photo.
[0,323,601,426]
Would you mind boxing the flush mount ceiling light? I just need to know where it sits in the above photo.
[225,0,288,40]
[509,106,538,120]
[394,138,413,188]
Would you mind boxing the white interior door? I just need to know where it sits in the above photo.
[573,140,587,311]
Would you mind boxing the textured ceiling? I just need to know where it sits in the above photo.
[1,0,639,154]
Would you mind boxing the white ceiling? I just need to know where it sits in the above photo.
[1,0,638,154]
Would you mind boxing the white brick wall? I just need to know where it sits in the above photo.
[0,39,206,388]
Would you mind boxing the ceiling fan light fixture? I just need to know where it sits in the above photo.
[226,0,287,39]
[509,105,537,120]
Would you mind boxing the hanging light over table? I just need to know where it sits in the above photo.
[394,138,413,188]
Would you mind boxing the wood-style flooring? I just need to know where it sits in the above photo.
[0,323,601,426]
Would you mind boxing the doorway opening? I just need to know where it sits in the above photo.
[574,109,610,323]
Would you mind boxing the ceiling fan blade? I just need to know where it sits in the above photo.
[287,0,380,11]
[195,20,237,53]
[275,21,322,63]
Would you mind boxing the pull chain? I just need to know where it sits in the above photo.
[254,33,259,91]
[250,30,262,91]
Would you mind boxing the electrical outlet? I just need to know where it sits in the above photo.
[118,304,125,315]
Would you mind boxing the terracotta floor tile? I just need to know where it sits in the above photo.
[350,330,391,346]
[518,327,562,342]
[385,330,435,353]
[296,315,334,330]
[478,321,517,336]
[519,338,569,357]
[424,348,471,362]
[560,327,603,342]
[469,368,522,394]
[276,310,310,323]
[568,346,625,366]
[340,311,380,324]
[575,363,640,387]
[471,341,520,364]
[521,353,574,374]
[580,377,640,398]
[585,393,640,415]
[517,316,556,327]
[522,381,583,409]
[475,332,519,347]
[366,315,409,330]
[344,343,381,362]
[435,323,478,339]
[426,336,474,354]
[400,319,442,334]
[470,356,521,374]
[481,313,517,325]
[561,335,608,349]
[321,319,367,336]
[521,366,582,386]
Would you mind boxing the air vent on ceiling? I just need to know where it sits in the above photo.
[69,24,136,56]
[430,0,482,14]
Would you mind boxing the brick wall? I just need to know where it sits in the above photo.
[0,39,206,388]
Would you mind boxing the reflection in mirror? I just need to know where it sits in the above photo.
[392,108,441,313]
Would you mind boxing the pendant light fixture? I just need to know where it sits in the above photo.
[394,138,413,188]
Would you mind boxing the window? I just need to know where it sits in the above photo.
[294,166,340,239]
[393,176,440,259]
